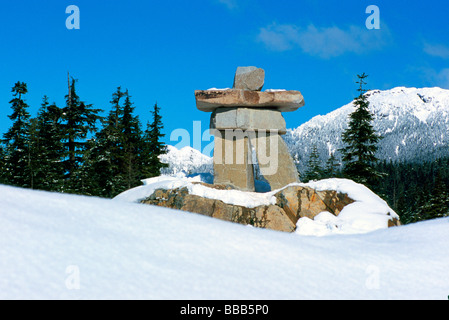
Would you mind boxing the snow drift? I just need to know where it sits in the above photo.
[0,184,448,299]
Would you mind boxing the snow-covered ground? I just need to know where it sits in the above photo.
[1,183,448,299]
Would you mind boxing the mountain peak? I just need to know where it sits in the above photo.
[285,86,449,173]
[160,145,213,176]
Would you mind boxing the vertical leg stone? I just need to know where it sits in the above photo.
[213,129,255,191]
[252,131,299,190]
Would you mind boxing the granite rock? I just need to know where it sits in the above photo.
[195,89,305,112]
[210,108,287,133]
[232,66,265,91]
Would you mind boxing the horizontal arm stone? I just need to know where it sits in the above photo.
[195,89,305,112]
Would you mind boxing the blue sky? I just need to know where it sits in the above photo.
[0,0,448,155]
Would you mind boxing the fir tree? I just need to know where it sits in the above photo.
[142,102,167,178]
[3,82,32,188]
[324,152,340,178]
[32,96,65,191]
[303,144,323,182]
[120,90,144,190]
[88,87,126,197]
[414,173,449,221]
[0,144,6,184]
[340,73,382,186]
[61,77,102,193]
[371,157,449,224]
[27,117,39,189]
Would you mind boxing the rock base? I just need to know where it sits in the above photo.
[140,183,402,232]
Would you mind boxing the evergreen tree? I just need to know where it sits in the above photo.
[87,87,126,197]
[142,102,167,178]
[324,152,340,178]
[61,77,102,193]
[303,144,323,182]
[27,116,39,189]
[3,82,32,188]
[87,88,156,197]
[32,96,65,191]
[414,173,449,221]
[0,144,6,184]
[120,90,144,190]
[340,73,382,186]
[0,78,167,197]
[371,157,449,224]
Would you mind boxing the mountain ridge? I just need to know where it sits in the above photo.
[285,86,449,173]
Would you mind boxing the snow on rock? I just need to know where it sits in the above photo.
[115,174,277,208]
[295,179,398,236]
[115,175,397,236]
[206,87,231,91]
[1,184,448,300]
[265,89,287,92]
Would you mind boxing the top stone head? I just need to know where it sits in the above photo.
[232,66,265,91]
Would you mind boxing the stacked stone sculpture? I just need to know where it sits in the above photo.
[195,66,305,191]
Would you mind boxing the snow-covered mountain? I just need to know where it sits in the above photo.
[160,145,213,176]
[285,87,449,173]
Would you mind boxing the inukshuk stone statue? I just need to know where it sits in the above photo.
[195,66,305,192]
